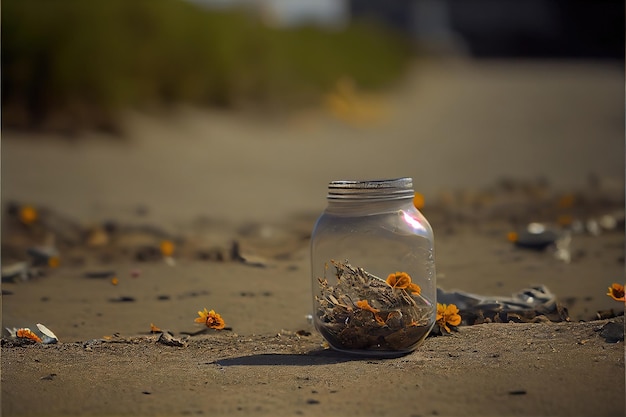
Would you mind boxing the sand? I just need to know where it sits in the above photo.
[1,58,625,416]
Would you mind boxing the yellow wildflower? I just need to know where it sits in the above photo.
[195,308,226,330]
[607,283,625,302]
[436,303,462,333]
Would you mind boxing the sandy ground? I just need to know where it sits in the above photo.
[2,59,623,225]
[1,58,625,416]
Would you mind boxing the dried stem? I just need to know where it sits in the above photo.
[316,259,434,351]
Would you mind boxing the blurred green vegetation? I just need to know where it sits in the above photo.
[2,0,414,133]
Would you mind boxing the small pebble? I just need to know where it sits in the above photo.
[514,224,558,251]
[109,296,136,303]
[84,270,116,279]
[599,321,624,343]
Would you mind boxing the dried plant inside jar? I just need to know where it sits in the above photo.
[316,259,434,352]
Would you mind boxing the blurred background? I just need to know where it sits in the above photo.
[2,0,624,225]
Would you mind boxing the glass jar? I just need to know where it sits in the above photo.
[310,177,436,356]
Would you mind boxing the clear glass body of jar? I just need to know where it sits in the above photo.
[310,178,436,357]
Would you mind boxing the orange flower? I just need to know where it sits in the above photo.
[386,272,421,295]
[160,240,175,257]
[413,192,425,210]
[19,205,38,225]
[16,328,42,343]
[506,231,518,243]
[407,282,421,296]
[386,272,412,289]
[356,299,380,314]
[436,303,462,333]
[195,308,226,330]
[48,256,60,268]
[557,214,573,227]
[558,194,575,209]
[356,300,386,325]
[607,283,625,302]
[373,314,386,325]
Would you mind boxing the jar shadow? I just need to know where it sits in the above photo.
[211,348,399,366]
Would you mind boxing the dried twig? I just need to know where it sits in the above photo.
[316,260,434,351]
